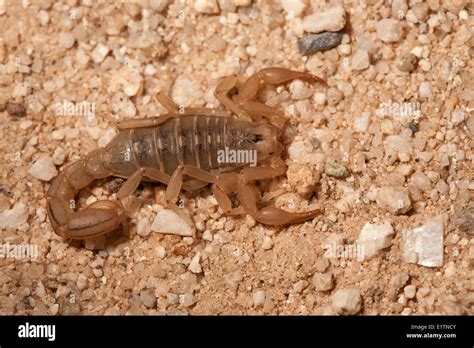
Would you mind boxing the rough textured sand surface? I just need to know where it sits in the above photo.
[0,0,472,315]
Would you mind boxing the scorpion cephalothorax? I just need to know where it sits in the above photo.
[46,67,327,239]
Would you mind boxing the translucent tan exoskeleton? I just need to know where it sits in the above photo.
[46,68,327,239]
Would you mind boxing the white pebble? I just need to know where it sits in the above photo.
[351,49,370,71]
[354,112,371,132]
[52,147,66,165]
[290,80,312,100]
[151,209,194,236]
[280,0,307,17]
[136,217,151,237]
[331,289,361,315]
[376,18,403,43]
[194,0,219,14]
[253,290,266,307]
[0,203,28,229]
[28,156,57,181]
[58,32,75,49]
[302,6,346,33]
[188,252,202,273]
[402,215,444,267]
[419,82,432,98]
[19,120,33,129]
[261,236,273,250]
[91,43,109,63]
[376,186,412,215]
[38,10,49,26]
[357,222,394,261]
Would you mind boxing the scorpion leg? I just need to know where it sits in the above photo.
[238,67,326,126]
[236,180,322,225]
[116,167,171,215]
[214,75,253,121]
[155,91,231,117]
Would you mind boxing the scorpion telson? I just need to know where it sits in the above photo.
[46,67,327,239]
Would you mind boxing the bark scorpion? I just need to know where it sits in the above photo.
[46,68,326,239]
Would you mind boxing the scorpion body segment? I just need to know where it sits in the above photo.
[46,67,326,239]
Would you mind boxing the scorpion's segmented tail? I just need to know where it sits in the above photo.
[46,149,126,239]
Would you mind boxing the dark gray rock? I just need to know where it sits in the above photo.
[298,32,343,55]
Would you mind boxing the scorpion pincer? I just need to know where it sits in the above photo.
[46,67,327,239]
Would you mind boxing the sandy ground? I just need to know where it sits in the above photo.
[0,0,473,315]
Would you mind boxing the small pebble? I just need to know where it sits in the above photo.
[7,102,26,117]
[419,82,432,98]
[253,290,266,307]
[261,236,273,250]
[402,215,444,267]
[188,252,202,273]
[58,32,75,49]
[376,18,403,43]
[331,289,361,315]
[280,0,307,17]
[297,32,342,55]
[91,43,110,63]
[397,53,418,72]
[325,163,350,178]
[376,186,412,215]
[351,49,370,71]
[302,6,346,33]
[151,209,194,236]
[357,222,394,261]
[404,285,416,299]
[194,0,219,14]
[312,272,333,291]
[136,217,151,237]
[0,203,28,229]
[28,156,57,181]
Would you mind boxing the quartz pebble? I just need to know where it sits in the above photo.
[376,19,403,43]
[376,186,412,215]
[280,0,307,17]
[253,290,266,307]
[52,147,66,165]
[297,32,342,55]
[357,222,395,261]
[354,112,371,132]
[392,0,408,19]
[188,252,202,273]
[402,215,444,267]
[0,203,28,229]
[331,289,361,315]
[136,217,151,237]
[58,32,75,49]
[351,49,370,71]
[194,0,219,14]
[151,209,194,236]
[302,6,346,33]
[312,272,333,291]
[91,43,109,63]
[28,156,57,181]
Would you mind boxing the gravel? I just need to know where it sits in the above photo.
[302,6,346,33]
[331,289,362,315]
[28,156,57,182]
[0,203,28,229]
[376,186,412,215]
[151,209,194,236]
[402,215,444,267]
[357,222,395,261]
[376,18,403,43]
[0,0,470,316]
[297,32,343,55]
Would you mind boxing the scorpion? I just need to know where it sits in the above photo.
[46,68,326,239]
